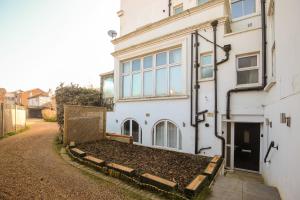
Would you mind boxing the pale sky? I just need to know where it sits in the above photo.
[0,0,119,92]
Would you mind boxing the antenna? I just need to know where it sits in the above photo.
[107,30,117,39]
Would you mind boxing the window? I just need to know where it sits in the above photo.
[153,120,182,150]
[200,53,213,79]
[173,4,183,15]
[236,54,259,85]
[120,48,183,98]
[231,0,256,19]
[103,77,114,98]
[121,119,142,143]
[198,0,209,6]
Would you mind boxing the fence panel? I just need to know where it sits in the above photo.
[64,105,106,145]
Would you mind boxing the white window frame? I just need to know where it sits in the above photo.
[230,0,257,21]
[236,53,261,87]
[199,52,214,81]
[120,47,183,99]
[152,120,182,150]
[121,119,142,144]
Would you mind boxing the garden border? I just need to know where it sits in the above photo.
[65,144,224,199]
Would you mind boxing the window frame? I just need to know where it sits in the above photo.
[119,47,184,99]
[173,3,183,15]
[152,120,182,150]
[236,53,261,87]
[230,0,257,20]
[199,52,214,81]
[121,118,142,144]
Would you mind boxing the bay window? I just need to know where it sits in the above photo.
[236,54,259,86]
[231,0,256,19]
[120,48,183,99]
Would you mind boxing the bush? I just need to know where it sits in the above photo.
[42,109,57,122]
[55,83,101,132]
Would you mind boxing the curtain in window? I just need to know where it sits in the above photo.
[167,122,177,148]
[155,122,165,146]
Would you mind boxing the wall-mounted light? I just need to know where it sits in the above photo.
[280,113,286,123]
[286,117,291,127]
[116,119,118,123]
[182,122,186,127]
[145,120,147,125]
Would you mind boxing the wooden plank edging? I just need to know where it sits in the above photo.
[141,173,177,191]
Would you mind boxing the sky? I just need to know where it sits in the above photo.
[0,0,119,92]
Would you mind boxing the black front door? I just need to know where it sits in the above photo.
[234,123,260,171]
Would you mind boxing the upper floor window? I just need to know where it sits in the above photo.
[103,77,114,98]
[120,48,183,99]
[173,4,183,15]
[200,53,213,79]
[198,0,209,6]
[236,54,259,86]
[231,0,256,19]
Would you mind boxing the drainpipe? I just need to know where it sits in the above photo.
[168,0,172,17]
[211,20,226,158]
[194,30,200,154]
[190,33,196,127]
[226,0,267,119]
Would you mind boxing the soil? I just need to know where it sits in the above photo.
[78,140,212,191]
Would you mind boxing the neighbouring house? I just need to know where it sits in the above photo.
[27,93,52,118]
[103,0,299,199]
[0,88,7,104]
[18,88,48,108]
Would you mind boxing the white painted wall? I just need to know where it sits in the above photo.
[261,0,300,199]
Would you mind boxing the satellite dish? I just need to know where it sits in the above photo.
[107,30,117,39]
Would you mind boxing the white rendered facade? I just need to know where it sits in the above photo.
[105,1,300,199]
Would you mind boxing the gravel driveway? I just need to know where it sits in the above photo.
[0,121,142,200]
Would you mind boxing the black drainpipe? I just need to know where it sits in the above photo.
[211,20,231,158]
[190,33,196,127]
[194,30,200,154]
[226,0,267,119]
[168,0,172,16]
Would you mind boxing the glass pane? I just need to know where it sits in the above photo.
[179,130,182,150]
[237,69,259,84]
[132,73,141,96]
[123,120,130,136]
[238,55,257,68]
[169,48,181,64]
[132,120,139,143]
[155,122,165,146]
[122,75,131,97]
[156,68,168,95]
[198,0,208,5]
[167,122,177,148]
[201,54,212,65]
[244,0,256,15]
[201,66,213,79]
[170,66,182,95]
[143,56,153,69]
[144,71,153,96]
[226,123,231,144]
[103,77,114,98]
[132,59,141,71]
[231,1,243,19]
[156,52,167,66]
[122,62,130,73]
[174,6,183,15]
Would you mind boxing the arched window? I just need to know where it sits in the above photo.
[153,120,182,150]
[121,119,142,143]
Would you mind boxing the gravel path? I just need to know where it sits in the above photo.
[0,121,142,200]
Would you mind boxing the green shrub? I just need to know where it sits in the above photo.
[55,83,101,132]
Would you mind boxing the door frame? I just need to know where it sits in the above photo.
[224,119,264,174]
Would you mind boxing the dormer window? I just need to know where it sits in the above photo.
[173,4,183,15]
[231,0,256,19]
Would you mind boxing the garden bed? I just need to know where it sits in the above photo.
[78,140,212,191]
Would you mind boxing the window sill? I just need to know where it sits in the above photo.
[198,77,214,82]
[231,12,260,23]
[264,78,276,92]
[152,145,182,152]
[117,95,188,102]
[235,83,261,89]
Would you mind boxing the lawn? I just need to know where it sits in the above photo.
[78,140,211,191]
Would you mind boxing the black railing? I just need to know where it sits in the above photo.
[264,141,278,163]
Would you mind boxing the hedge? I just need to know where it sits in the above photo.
[55,83,101,132]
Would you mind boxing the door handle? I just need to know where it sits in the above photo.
[241,149,252,153]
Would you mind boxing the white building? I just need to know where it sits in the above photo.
[104,1,300,199]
